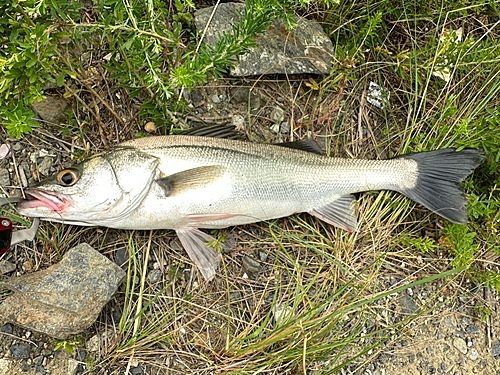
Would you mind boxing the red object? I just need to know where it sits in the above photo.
[0,218,12,255]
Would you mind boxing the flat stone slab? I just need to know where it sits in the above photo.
[0,243,126,338]
[194,3,333,76]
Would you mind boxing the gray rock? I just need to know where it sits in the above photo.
[131,366,144,374]
[493,340,500,357]
[115,247,129,270]
[399,296,420,315]
[242,255,261,274]
[67,358,79,375]
[194,3,333,76]
[0,260,17,275]
[21,359,30,371]
[34,355,44,365]
[147,269,162,284]
[0,243,126,338]
[230,87,261,109]
[466,324,479,334]
[31,96,69,124]
[453,337,467,355]
[211,94,221,104]
[280,121,290,134]
[35,365,44,373]
[191,91,204,106]
[12,143,23,151]
[10,344,31,360]
[0,168,10,186]
[270,107,284,123]
[86,334,100,352]
[169,238,183,252]
[1,323,13,334]
[38,156,53,176]
[229,291,242,301]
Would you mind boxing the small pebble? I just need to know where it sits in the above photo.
[34,356,43,365]
[115,247,129,270]
[1,323,13,335]
[144,122,157,133]
[131,366,144,374]
[147,269,162,284]
[0,260,17,275]
[468,348,479,361]
[492,340,500,357]
[269,107,284,123]
[22,260,34,273]
[20,360,30,371]
[453,337,467,355]
[258,250,268,262]
[466,324,480,335]
[242,255,261,274]
[0,168,10,186]
[38,156,53,176]
[10,345,31,360]
[0,144,11,159]
[229,291,242,301]
[280,121,290,134]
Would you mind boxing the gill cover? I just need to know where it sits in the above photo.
[19,148,159,225]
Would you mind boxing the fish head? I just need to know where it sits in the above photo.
[17,148,159,225]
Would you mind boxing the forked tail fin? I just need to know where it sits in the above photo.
[396,148,485,224]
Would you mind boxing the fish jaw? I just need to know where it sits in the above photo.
[17,189,71,215]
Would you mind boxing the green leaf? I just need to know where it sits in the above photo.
[57,71,65,87]
[9,28,19,42]
[26,58,37,68]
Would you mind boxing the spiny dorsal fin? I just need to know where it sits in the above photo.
[185,125,242,139]
[277,139,324,155]
[157,166,227,197]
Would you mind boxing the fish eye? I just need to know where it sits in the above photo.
[56,169,80,186]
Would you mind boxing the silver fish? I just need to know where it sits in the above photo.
[16,130,485,280]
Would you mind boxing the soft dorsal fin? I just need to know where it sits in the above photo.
[157,166,227,197]
[185,125,242,139]
[276,139,324,155]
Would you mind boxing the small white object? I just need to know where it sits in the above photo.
[271,303,294,326]
[211,94,221,104]
[270,123,280,134]
[367,81,390,109]
[432,27,463,82]
[0,144,11,159]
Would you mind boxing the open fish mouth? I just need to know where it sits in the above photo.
[17,190,69,212]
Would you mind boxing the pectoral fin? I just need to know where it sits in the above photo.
[157,166,227,197]
[309,194,358,232]
[176,228,222,281]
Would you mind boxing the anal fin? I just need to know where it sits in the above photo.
[176,228,222,281]
[309,194,358,232]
